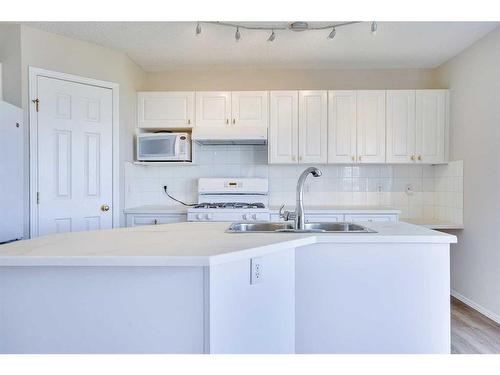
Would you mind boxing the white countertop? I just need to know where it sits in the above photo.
[123,205,401,215]
[269,205,401,214]
[0,222,456,267]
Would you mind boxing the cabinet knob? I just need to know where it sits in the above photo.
[187,119,191,125]
[299,156,303,162]
[418,155,422,161]
[351,156,355,162]
[226,119,229,124]
[232,118,236,125]
[358,156,362,162]
[100,204,110,212]
[154,219,158,225]
[411,155,415,161]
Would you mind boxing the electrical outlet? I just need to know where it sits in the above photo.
[250,257,263,285]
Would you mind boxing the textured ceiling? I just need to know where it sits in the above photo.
[25,21,499,71]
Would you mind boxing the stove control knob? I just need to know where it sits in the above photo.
[196,214,203,221]
[243,214,249,221]
[206,214,212,221]
[252,214,257,220]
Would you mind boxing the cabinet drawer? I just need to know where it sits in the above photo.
[344,214,398,223]
[305,214,344,223]
[126,214,187,227]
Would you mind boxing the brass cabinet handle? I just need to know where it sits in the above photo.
[411,155,415,161]
[418,155,422,161]
[100,204,110,212]
[226,118,229,124]
[232,118,236,125]
[351,156,356,162]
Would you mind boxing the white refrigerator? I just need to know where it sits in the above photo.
[0,100,23,242]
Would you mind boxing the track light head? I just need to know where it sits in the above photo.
[195,22,201,35]
[370,21,377,35]
[267,30,276,42]
[235,27,241,42]
[327,27,336,39]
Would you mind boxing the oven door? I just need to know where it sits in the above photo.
[137,134,180,161]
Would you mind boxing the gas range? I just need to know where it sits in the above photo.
[187,178,270,222]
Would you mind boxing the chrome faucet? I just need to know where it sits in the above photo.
[279,167,322,230]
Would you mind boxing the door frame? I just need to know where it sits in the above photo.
[28,67,120,238]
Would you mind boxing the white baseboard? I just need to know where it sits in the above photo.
[451,290,500,325]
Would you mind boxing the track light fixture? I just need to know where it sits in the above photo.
[327,27,336,39]
[195,21,376,42]
[267,30,276,42]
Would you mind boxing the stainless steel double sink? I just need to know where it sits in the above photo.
[226,222,376,233]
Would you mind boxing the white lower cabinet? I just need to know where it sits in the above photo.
[126,213,187,227]
[344,214,398,222]
[271,212,398,223]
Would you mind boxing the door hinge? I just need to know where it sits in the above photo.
[36,192,40,204]
[32,98,40,112]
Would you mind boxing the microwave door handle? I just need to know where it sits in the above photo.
[174,136,180,157]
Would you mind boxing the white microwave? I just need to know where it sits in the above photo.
[137,132,191,161]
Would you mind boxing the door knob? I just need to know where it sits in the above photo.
[100,204,110,212]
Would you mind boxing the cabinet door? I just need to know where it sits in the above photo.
[356,91,386,163]
[415,90,447,164]
[298,91,328,164]
[195,92,231,127]
[328,91,357,163]
[137,92,194,128]
[231,91,269,127]
[386,90,416,163]
[269,91,299,164]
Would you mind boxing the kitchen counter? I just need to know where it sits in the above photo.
[0,221,457,354]
[0,221,456,267]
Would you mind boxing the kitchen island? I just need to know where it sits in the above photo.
[0,221,456,354]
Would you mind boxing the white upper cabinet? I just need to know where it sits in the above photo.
[269,91,299,164]
[195,91,231,127]
[137,92,194,128]
[231,91,269,127]
[386,90,416,163]
[298,91,328,164]
[328,91,357,163]
[356,90,386,163]
[415,90,448,164]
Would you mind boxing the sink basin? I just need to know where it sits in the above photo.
[226,222,376,233]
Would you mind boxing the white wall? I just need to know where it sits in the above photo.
[436,26,500,321]
[0,24,22,106]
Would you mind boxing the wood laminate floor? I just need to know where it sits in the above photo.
[451,296,500,354]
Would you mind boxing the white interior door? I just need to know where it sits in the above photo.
[328,91,357,163]
[415,90,447,164]
[137,91,194,128]
[298,91,328,164]
[356,90,386,163]
[386,90,416,163]
[36,76,113,236]
[195,92,231,127]
[269,91,298,164]
[231,91,269,127]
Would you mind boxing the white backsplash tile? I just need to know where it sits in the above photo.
[125,146,464,225]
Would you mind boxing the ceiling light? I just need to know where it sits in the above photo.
[235,27,241,42]
[195,22,201,35]
[327,27,336,39]
[371,21,377,35]
[267,30,276,42]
